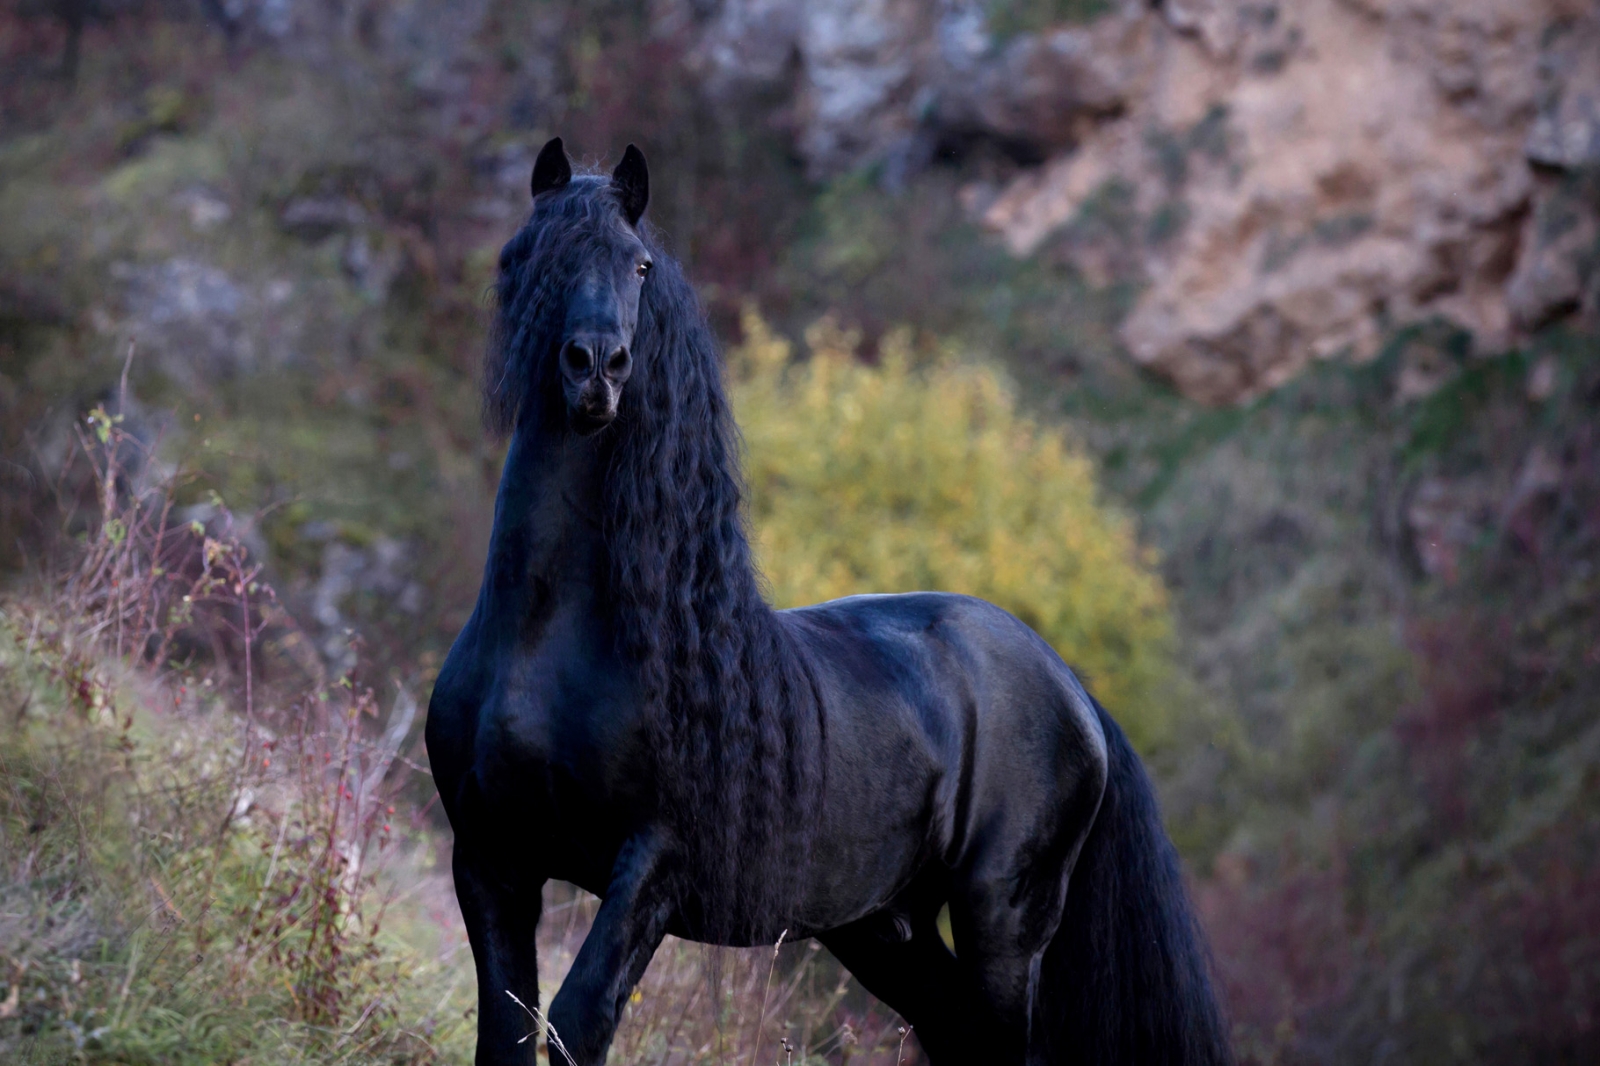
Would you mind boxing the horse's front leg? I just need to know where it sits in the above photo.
[453,845,547,1065]
[545,831,675,1066]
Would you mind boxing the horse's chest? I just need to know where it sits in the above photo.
[434,595,642,767]
[458,630,648,866]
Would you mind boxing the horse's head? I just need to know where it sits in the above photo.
[493,137,652,436]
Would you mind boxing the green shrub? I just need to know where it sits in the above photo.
[732,313,1174,745]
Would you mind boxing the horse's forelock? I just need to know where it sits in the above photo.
[483,178,635,435]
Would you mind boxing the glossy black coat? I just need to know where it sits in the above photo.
[426,140,1232,1066]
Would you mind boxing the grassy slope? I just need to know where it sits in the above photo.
[0,610,480,1064]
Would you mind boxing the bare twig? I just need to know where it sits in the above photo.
[747,928,788,1066]
[118,339,135,414]
[506,989,576,1065]
[334,996,383,1048]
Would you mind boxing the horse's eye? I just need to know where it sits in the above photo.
[636,261,652,279]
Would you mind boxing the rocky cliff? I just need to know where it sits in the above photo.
[688,0,1600,402]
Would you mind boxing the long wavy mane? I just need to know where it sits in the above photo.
[485,176,824,937]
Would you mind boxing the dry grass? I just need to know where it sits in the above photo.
[0,377,476,1064]
[532,893,918,1065]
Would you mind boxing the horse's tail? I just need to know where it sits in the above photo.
[1038,698,1233,1065]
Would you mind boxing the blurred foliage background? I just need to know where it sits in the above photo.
[733,311,1172,742]
[0,1,1597,1064]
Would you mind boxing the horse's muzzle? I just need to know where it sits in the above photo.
[561,334,630,435]
[570,380,619,435]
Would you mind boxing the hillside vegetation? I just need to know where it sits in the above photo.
[2,4,1598,1064]
[733,312,1172,741]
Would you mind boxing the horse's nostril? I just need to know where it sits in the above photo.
[605,346,631,378]
[562,340,595,378]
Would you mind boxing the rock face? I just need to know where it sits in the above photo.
[114,257,253,385]
[687,0,1600,403]
[688,0,1140,176]
[154,0,1600,405]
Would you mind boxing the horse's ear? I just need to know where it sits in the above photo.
[611,144,649,227]
[531,137,572,200]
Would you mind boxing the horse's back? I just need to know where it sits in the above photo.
[785,591,1105,769]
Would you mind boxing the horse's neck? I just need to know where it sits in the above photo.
[484,419,610,611]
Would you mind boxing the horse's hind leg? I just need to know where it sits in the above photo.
[821,907,979,1064]
[945,880,1049,1063]
[951,768,1104,1063]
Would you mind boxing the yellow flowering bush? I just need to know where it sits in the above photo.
[732,312,1174,745]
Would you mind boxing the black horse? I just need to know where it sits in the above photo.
[426,138,1232,1066]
